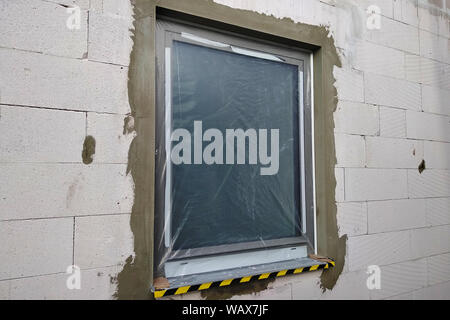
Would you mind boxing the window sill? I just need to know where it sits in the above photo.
[153,255,334,298]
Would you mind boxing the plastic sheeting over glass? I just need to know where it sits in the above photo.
[156,38,304,277]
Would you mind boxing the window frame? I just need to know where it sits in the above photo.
[154,17,316,277]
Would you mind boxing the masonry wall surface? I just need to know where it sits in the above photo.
[0,0,449,300]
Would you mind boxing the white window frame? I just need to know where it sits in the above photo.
[154,18,316,278]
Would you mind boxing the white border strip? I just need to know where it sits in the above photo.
[310,53,317,254]
[231,46,283,62]
[181,32,283,62]
[181,32,229,48]
[164,47,172,248]
[299,70,307,235]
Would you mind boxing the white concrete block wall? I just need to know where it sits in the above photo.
[369,259,428,299]
[88,10,133,66]
[333,67,365,102]
[428,253,450,285]
[1,265,121,300]
[334,101,379,136]
[393,0,419,27]
[345,168,408,201]
[421,85,450,116]
[367,198,427,233]
[351,40,405,79]
[0,48,130,113]
[0,219,73,279]
[335,134,366,167]
[408,169,450,198]
[347,230,412,271]
[45,1,90,10]
[0,0,88,59]
[0,0,134,300]
[0,106,85,162]
[86,113,135,163]
[413,281,450,299]
[406,55,450,89]
[406,111,450,141]
[379,106,407,138]
[364,73,422,110]
[364,15,420,54]
[365,136,424,168]
[427,197,450,226]
[424,141,450,168]
[0,0,449,300]
[0,164,133,220]
[337,202,368,237]
[74,214,134,269]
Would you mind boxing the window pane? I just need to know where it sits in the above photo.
[170,40,301,250]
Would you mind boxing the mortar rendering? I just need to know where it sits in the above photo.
[0,0,449,305]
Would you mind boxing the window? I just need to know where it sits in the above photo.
[154,18,315,281]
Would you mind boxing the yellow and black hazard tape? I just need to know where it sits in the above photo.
[154,260,335,298]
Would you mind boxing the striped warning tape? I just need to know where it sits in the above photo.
[154,260,335,298]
